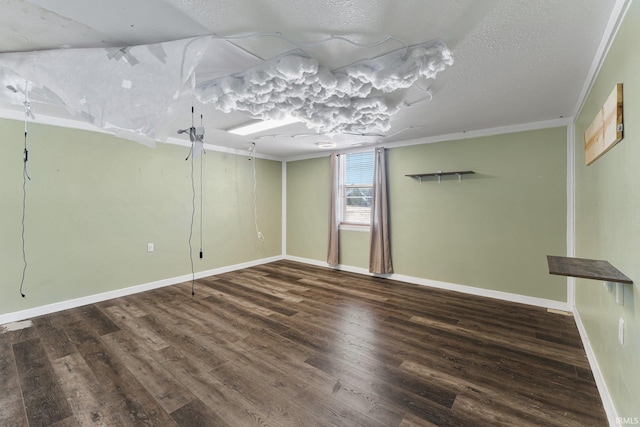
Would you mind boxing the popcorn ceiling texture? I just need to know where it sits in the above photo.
[197,40,453,134]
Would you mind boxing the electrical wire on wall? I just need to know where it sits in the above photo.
[19,81,34,298]
[179,107,206,296]
[199,114,205,261]
[187,109,196,297]
[249,143,264,242]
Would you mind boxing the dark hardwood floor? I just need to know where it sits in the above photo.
[1,260,608,426]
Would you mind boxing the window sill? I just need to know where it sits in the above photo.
[339,224,370,232]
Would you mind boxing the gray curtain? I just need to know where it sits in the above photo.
[369,147,393,274]
[327,153,340,266]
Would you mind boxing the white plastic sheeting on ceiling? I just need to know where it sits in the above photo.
[0,36,261,146]
[197,40,453,135]
[0,0,623,158]
[0,35,452,145]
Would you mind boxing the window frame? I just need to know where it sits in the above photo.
[338,150,374,230]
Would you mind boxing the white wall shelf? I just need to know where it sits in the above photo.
[405,170,475,183]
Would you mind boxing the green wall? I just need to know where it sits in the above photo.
[285,156,374,269]
[0,119,281,316]
[287,126,567,302]
[286,157,330,260]
[574,0,640,418]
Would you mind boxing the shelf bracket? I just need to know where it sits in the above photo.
[405,170,475,184]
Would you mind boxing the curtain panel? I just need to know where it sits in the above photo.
[327,153,340,266]
[369,147,393,274]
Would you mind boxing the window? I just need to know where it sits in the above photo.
[340,151,374,225]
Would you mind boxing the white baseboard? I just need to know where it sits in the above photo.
[284,255,571,312]
[573,307,619,427]
[0,255,283,326]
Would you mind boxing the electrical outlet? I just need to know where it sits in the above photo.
[147,243,154,252]
[618,317,625,346]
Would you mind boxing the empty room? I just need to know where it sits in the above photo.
[1,0,639,426]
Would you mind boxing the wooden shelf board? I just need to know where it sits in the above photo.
[547,255,632,284]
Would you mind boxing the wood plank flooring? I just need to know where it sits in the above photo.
[0,260,608,426]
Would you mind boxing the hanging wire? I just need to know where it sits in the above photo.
[186,106,196,296]
[188,139,196,295]
[19,81,33,298]
[199,114,205,260]
[249,143,264,241]
[217,32,408,60]
[179,107,207,296]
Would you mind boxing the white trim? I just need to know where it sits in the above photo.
[0,255,283,326]
[339,224,370,232]
[0,108,113,135]
[285,255,571,311]
[567,122,576,307]
[568,5,630,424]
[284,118,571,162]
[165,136,282,161]
[282,162,287,256]
[572,0,633,119]
[0,110,281,162]
[2,108,570,164]
[573,307,619,427]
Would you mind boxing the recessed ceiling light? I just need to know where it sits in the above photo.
[316,142,336,149]
[227,117,299,135]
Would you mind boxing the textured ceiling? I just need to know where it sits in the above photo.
[0,0,621,158]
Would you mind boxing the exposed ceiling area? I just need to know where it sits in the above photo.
[0,0,621,158]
